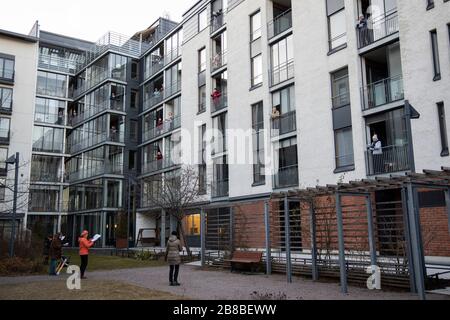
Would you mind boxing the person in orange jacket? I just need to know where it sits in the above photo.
[78,230,94,279]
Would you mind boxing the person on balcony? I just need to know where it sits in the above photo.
[156,117,164,135]
[156,150,163,170]
[212,53,221,68]
[166,112,174,130]
[271,107,281,131]
[369,134,383,174]
[154,88,161,98]
[211,88,222,108]
[110,126,118,142]
[356,15,370,47]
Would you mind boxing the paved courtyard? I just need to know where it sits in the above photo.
[1,265,449,300]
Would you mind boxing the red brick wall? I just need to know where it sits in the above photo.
[420,207,450,257]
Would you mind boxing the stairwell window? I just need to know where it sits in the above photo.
[430,29,441,81]
[326,0,347,52]
[437,102,449,157]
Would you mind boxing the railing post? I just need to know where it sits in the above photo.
[365,195,377,269]
[335,193,348,294]
[284,196,292,283]
[264,201,272,275]
[309,200,318,281]
[201,209,206,267]
[445,188,450,235]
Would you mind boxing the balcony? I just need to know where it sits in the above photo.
[271,111,296,137]
[143,115,181,142]
[164,47,182,66]
[0,130,10,145]
[68,102,124,127]
[31,171,61,183]
[38,54,83,74]
[268,8,292,40]
[270,59,294,87]
[357,11,399,49]
[148,58,165,79]
[273,165,299,189]
[66,163,123,183]
[366,144,410,176]
[143,91,164,111]
[68,131,124,154]
[211,12,225,34]
[212,180,229,198]
[141,157,178,175]
[35,112,65,126]
[211,92,228,113]
[211,51,227,73]
[164,81,182,100]
[362,75,404,111]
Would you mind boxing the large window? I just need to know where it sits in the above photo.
[37,71,67,98]
[212,112,227,155]
[35,98,65,125]
[31,155,61,182]
[0,117,10,140]
[32,126,64,153]
[430,29,441,81]
[0,57,14,81]
[251,54,263,87]
[0,87,12,111]
[252,102,265,185]
[334,127,355,169]
[270,35,294,86]
[199,48,206,73]
[327,0,347,51]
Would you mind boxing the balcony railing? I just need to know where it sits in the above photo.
[38,54,84,74]
[143,91,164,111]
[148,59,165,78]
[66,163,123,183]
[164,47,182,65]
[271,111,297,137]
[211,51,227,72]
[366,144,410,176]
[68,131,124,154]
[143,115,181,142]
[73,65,126,98]
[141,157,178,175]
[212,179,229,198]
[68,102,124,127]
[211,12,226,34]
[357,10,399,49]
[35,113,65,126]
[362,75,404,111]
[270,59,294,87]
[164,81,182,99]
[273,165,299,189]
[31,171,62,183]
[211,92,228,113]
[268,8,292,39]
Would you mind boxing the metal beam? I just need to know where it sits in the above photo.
[406,184,426,300]
[264,201,272,275]
[229,207,234,254]
[365,196,377,268]
[335,193,348,294]
[200,209,206,267]
[309,200,318,281]
[445,188,450,235]
[284,196,292,283]
[401,187,416,293]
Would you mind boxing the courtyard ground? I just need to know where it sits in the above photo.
[1,264,449,300]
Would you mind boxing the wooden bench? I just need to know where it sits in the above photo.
[225,251,263,273]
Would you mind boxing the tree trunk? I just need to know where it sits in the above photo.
[178,221,192,257]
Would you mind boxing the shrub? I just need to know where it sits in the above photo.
[0,257,44,276]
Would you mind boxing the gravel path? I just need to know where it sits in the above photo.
[1,265,448,300]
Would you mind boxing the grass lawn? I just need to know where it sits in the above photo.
[0,280,184,300]
[62,250,166,272]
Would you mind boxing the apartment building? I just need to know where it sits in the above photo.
[0,0,449,249]
[0,27,37,240]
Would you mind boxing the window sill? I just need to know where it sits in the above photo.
[327,44,347,56]
[334,165,355,174]
[252,181,266,187]
[197,109,206,116]
[249,83,263,92]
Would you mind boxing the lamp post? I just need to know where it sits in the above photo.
[6,152,19,258]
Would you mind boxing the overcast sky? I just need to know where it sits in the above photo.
[0,0,198,42]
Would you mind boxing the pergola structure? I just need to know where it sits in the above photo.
[200,168,450,300]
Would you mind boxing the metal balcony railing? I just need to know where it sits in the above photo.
[66,163,123,183]
[143,91,164,111]
[211,51,227,72]
[141,157,178,175]
[148,58,165,78]
[164,81,182,99]
[270,59,294,87]
[212,179,229,198]
[211,92,228,113]
[357,10,399,49]
[362,75,404,110]
[143,115,181,142]
[366,144,410,176]
[268,8,292,39]
[68,102,124,127]
[31,171,62,183]
[35,112,65,126]
[211,12,226,34]
[38,54,84,74]
[68,131,124,154]
[164,47,182,65]
[271,111,297,137]
[36,86,67,99]
[273,165,299,189]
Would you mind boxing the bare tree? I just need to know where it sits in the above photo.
[143,166,201,256]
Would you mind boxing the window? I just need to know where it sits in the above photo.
[184,214,201,236]
[131,61,139,80]
[0,57,14,81]
[0,178,5,201]
[430,30,441,81]
[250,11,262,41]
[437,102,449,157]
[251,54,263,87]
[0,148,7,173]
[272,85,295,114]
[327,0,346,51]
[212,112,227,155]
[35,98,65,125]
[129,150,136,170]
[0,118,10,140]
[252,102,265,185]
[37,71,67,98]
[199,48,206,73]
[331,68,350,108]
[199,124,207,195]
[31,155,61,182]
[130,120,138,142]
[0,87,12,111]
[270,35,294,86]
[334,127,355,169]
[32,126,64,153]
[199,85,206,113]
[130,90,138,109]
[199,9,208,32]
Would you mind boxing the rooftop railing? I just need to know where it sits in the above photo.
[268,8,292,39]
[362,75,404,111]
